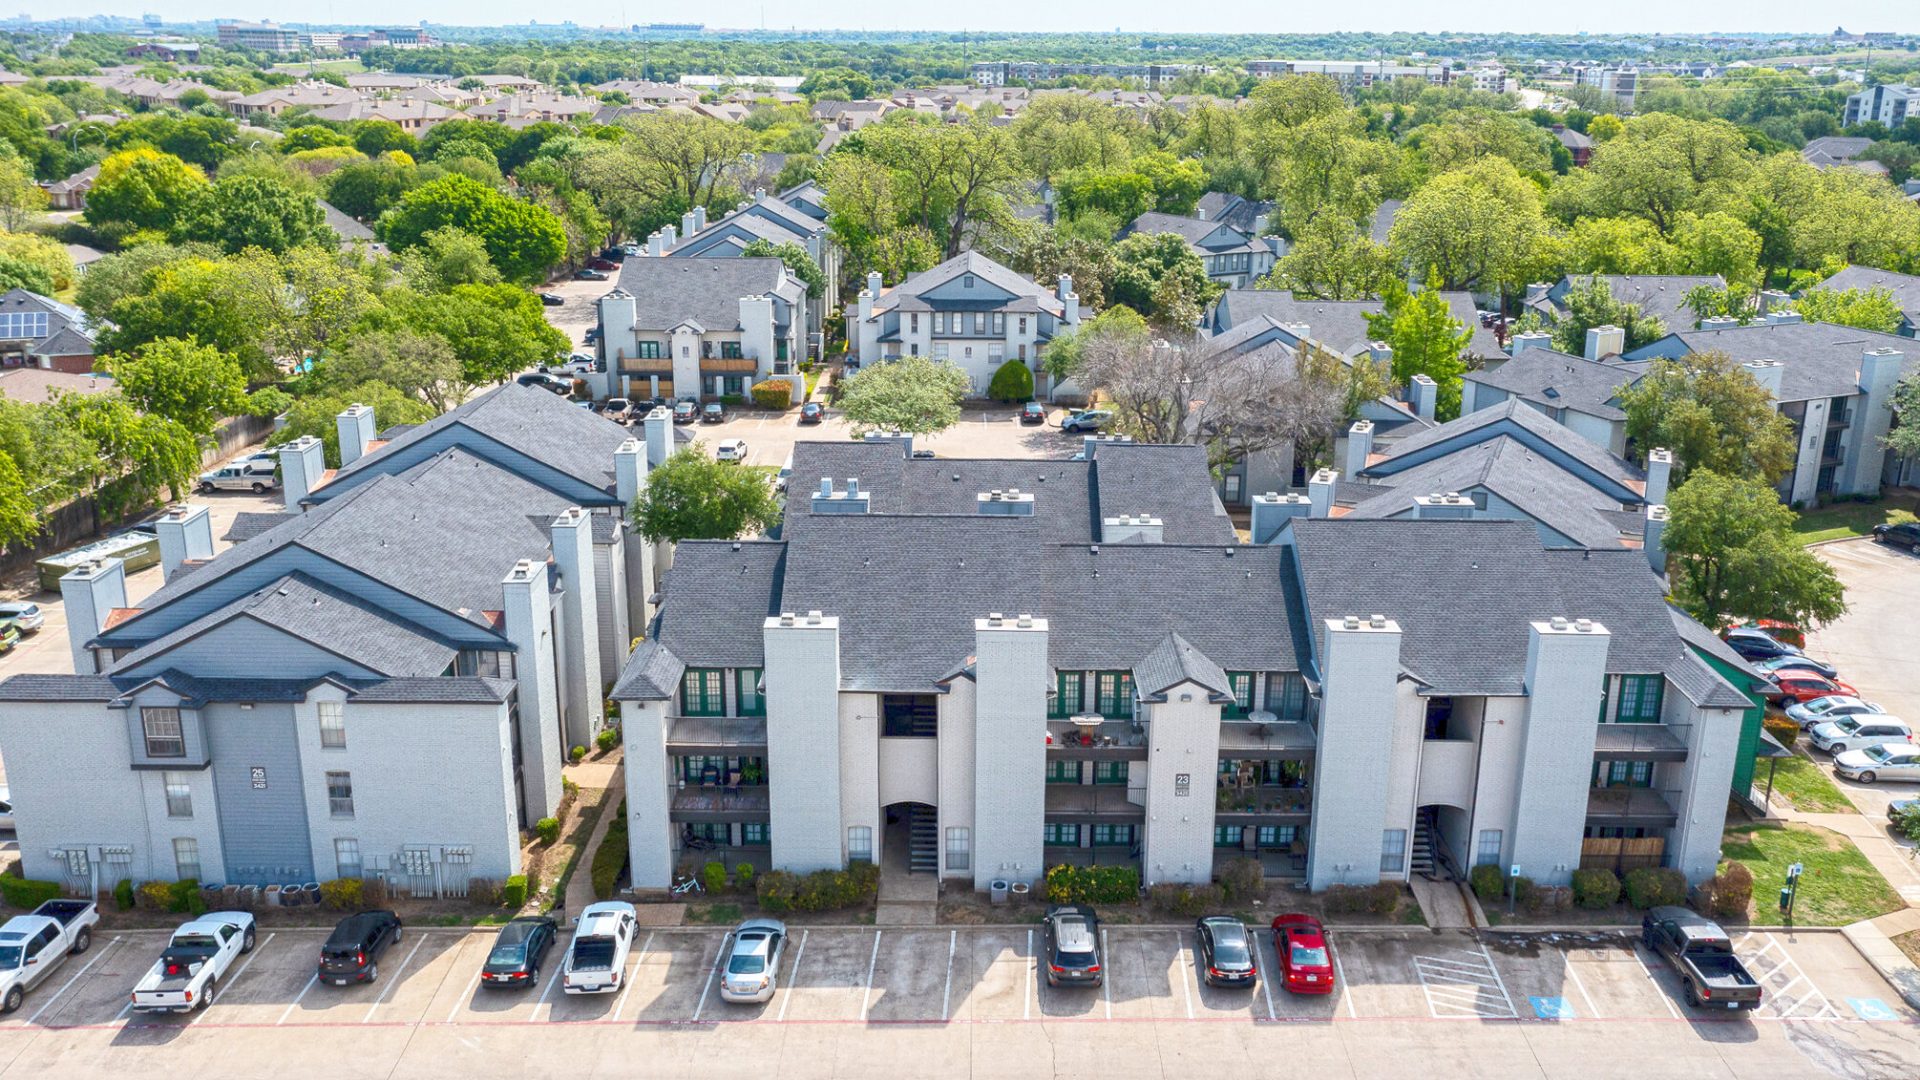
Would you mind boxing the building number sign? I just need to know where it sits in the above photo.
[1174,773,1190,797]
[250,767,267,790]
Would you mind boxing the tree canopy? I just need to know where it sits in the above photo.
[631,445,782,544]
[835,355,970,437]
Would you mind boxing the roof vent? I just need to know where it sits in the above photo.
[1016,613,1033,628]
[1574,618,1595,633]
[1550,616,1570,631]
[805,610,824,625]
[779,611,796,625]
[1369,614,1386,629]
[1343,615,1360,629]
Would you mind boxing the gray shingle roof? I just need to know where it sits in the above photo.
[1133,632,1232,701]
[610,257,802,332]
[223,511,297,544]
[0,674,119,702]
[610,638,686,700]
[872,251,1066,319]
[1367,399,1645,494]
[1212,289,1506,360]
[1342,438,1642,549]
[1651,322,1919,403]
[326,382,632,499]
[652,541,786,671]
[1463,349,1642,421]
[1817,265,1920,326]
[346,677,513,704]
[1289,518,1742,699]
[1542,275,1723,335]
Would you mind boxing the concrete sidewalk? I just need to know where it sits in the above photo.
[560,759,625,918]
[1843,907,1920,1010]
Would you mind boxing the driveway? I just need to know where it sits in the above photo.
[1803,539,1920,821]
[537,275,613,349]
[654,404,1084,470]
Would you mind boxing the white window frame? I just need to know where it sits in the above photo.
[162,771,192,818]
[173,837,201,881]
[1381,828,1407,874]
[141,707,185,758]
[847,826,873,863]
[318,701,346,748]
[1476,829,1503,866]
[334,837,363,879]
[945,827,970,871]
[326,771,355,817]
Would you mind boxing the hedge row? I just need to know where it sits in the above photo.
[1043,864,1139,905]
[755,861,879,913]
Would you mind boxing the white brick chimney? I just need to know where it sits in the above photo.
[1307,468,1338,519]
[1584,324,1625,360]
[642,406,670,467]
[1743,359,1784,400]
[1644,448,1673,506]
[60,558,126,675]
[550,507,603,753]
[1644,505,1669,574]
[334,403,376,467]
[1249,493,1311,544]
[1343,420,1375,479]
[1407,374,1437,421]
[278,435,326,509]
[153,504,213,582]
[501,559,564,819]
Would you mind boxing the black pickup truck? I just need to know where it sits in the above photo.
[1641,906,1763,1011]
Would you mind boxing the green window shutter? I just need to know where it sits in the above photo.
[1226,672,1253,718]
[1052,672,1082,718]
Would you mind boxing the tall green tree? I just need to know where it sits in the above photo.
[404,283,570,388]
[739,239,826,299]
[1364,278,1473,420]
[1664,469,1846,629]
[1618,350,1797,484]
[1265,217,1394,300]
[1389,156,1548,297]
[102,337,246,438]
[1790,286,1905,334]
[84,148,208,233]
[1108,231,1220,329]
[377,174,566,285]
[1884,376,1920,463]
[267,381,438,468]
[172,173,326,254]
[631,445,782,544]
[835,354,970,437]
[1550,275,1668,354]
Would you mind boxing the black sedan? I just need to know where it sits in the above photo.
[539,292,564,307]
[1020,401,1047,424]
[1195,917,1257,988]
[1874,521,1920,552]
[702,402,726,423]
[799,402,825,424]
[481,915,558,989]
[672,400,698,423]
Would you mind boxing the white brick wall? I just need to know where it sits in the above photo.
[971,616,1047,889]
[1308,617,1402,890]
[1508,620,1611,887]
[839,692,880,863]
[936,678,977,879]
[619,698,676,889]
[0,701,160,884]
[1141,686,1221,886]
[762,613,844,872]
[1668,692,1745,884]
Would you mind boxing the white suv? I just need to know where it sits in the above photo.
[1810,716,1912,755]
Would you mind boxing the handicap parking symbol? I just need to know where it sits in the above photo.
[1529,996,1575,1020]
[1847,997,1897,1021]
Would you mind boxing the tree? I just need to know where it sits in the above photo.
[51,393,200,517]
[739,239,825,299]
[97,256,271,378]
[1559,216,1681,276]
[73,241,219,322]
[1550,275,1668,354]
[1389,157,1549,297]
[102,337,246,438]
[1043,305,1148,385]
[396,225,501,291]
[1010,226,1118,312]
[1266,217,1394,300]
[1884,376,1920,463]
[1791,286,1905,334]
[1673,211,1762,286]
[574,112,753,235]
[1054,167,1155,224]
[324,157,419,220]
[1664,470,1846,629]
[313,329,464,412]
[267,381,437,468]
[377,174,566,285]
[84,148,208,233]
[0,451,38,553]
[835,355,969,437]
[1109,232,1220,329]
[350,119,416,159]
[0,151,46,231]
[172,173,326,254]
[864,116,1027,258]
[1415,109,1556,175]
[986,359,1035,403]
[1365,278,1473,420]
[404,282,570,388]
[631,445,782,544]
[279,125,352,153]
[0,251,52,294]
[1133,151,1206,214]
[1547,114,1754,232]
[1619,350,1796,484]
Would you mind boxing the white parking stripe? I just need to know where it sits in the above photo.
[1100,930,1111,1019]
[1254,934,1276,1021]
[30,936,119,1024]
[533,950,564,1020]
[859,930,881,1022]
[1332,939,1356,1018]
[614,932,652,1023]
[446,969,481,1024]
[276,973,319,1026]
[364,933,427,1023]
[1174,932,1194,1020]
[1024,930,1033,1021]
[1630,943,1682,1020]
[692,932,732,1022]
[1563,953,1601,1019]
[776,930,806,1023]
[1413,948,1518,1020]
[941,931,954,1023]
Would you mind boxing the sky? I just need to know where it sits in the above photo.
[61,2,1920,37]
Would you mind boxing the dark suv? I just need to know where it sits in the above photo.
[1874,521,1920,552]
[1042,905,1102,987]
[319,911,403,985]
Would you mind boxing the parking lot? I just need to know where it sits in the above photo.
[678,405,1077,470]
[0,923,1913,1078]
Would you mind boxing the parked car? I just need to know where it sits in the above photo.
[197,462,278,494]
[1890,798,1919,828]
[0,900,97,1013]
[715,438,749,462]
[548,354,597,377]
[1729,620,1806,649]
[672,400,698,423]
[798,401,824,424]
[1723,628,1801,662]
[583,327,601,345]
[0,622,16,655]
[318,911,402,985]
[0,603,40,634]
[563,902,636,995]
[1194,917,1256,988]
[1769,671,1858,705]
[1271,914,1334,995]
[1060,409,1113,433]
[1020,401,1047,424]
[1810,715,1912,755]
[701,402,726,423]
[1785,695,1883,729]
[1752,654,1841,680]
[481,916,558,989]
[718,918,789,1003]
[1834,744,1920,783]
[572,268,608,281]
[910,449,936,459]
[587,257,619,272]
[599,247,628,262]
[130,912,256,1013]
[601,398,633,423]
[1872,521,1920,551]
[539,292,565,307]
[516,372,573,395]
[619,243,641,258]
[0,787,12,832]
[1041,905,1103,988]
[1641,907,1762,1010]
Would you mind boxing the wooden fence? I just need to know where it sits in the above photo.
[1579,836,1667,873]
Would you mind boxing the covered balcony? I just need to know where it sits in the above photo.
[1046,717,1148,761]
[1218,717,1316,760]
[665,715,768,756]
[1043,784,1144,824]
[670,784,770,823]
[1584,787,1679,830]
[1592,723,1689,762]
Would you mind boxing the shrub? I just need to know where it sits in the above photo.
[1322,882,1400,916]
[137,880,174,911]
[502,874,528,908]
[362,876,390,907]
[1571,868,1621,910]
[535,817,561,845]
[1043,864,1140,905]
[754,863,878,912]
[1216,857,1264,904]
[1705,861,1754,920]
[166,878,206,915]
[569,745,587,763]
[1624,867,1688,909]
[319,878,364,911]
[0,875,63,911]
[1516,879,1572,916]
[1762,713,1799,750]
[756,869,797,913]
[113,879,135,912]
[750,379,795,410]
[1468,864,1505,902]
[702,860,729,894]
[590,816,629,900]
[562,776,579,799]
[733,863,755,891]
[1148,882,1224,917]
[986,359,1035,403]
[595,728,621,753]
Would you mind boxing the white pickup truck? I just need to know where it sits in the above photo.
[129,912,256,1014]
[0,899,99,1013]
[562,902,636,995]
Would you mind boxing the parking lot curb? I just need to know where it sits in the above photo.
[1841,918,1920,1011]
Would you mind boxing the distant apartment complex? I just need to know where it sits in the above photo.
[1246,60,1454,90]
[215,21,299,54]
[1844,84,1920,127]
[1575,65,1639,110]
[971,61,1210,88]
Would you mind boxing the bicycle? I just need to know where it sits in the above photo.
[671,873,704,896]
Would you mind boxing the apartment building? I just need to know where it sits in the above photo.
[307,98,458,133]
[1247,60,1454,91]
[1574,66,1639,110]
[1523,274,1725,337]
[1844,84,1920,127]
[595,257,808,403]
[612,436,1753,895]
[650,187,840,347]
[851,252,1081,397]
[1122,211,1282,289]
[216,21,299,54]
[1462,332,1646,457]
[0,386,654,897]
[971,61,1208,88]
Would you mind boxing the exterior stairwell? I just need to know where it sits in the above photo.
[1412,810,1438,879]
[907,804,939,874]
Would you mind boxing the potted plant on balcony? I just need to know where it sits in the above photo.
[741,760,764,785]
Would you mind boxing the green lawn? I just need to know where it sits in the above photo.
[1792,493,1920,544]
[1757,751,1857,814]
[1721,821,1903,926]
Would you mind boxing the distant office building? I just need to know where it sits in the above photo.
[1575,66,1638,110]
[216,21,299,54]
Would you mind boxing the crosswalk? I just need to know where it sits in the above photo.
[1412,945,1518,1019]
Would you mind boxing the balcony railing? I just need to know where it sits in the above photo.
[669,784,770,822]
[1217,718,1316,760]
[665,715,768,755]
[1213,784,1312,823]
[1043,785,1144,822]
[1584,787,1679,828]
[1592,723,1689,762]
[1046,718,1148,760]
